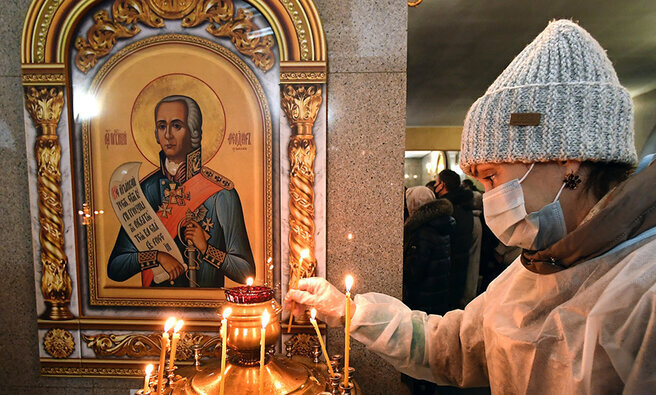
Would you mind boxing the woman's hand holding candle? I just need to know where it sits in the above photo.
[284,277,352,327]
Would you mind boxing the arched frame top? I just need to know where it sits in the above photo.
[21,0,327,81]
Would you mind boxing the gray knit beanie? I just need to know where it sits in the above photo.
[460,19,637,175]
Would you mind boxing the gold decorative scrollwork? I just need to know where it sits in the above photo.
[280,84,322,286]
[44,328,75,358]
[74,0,274,74]
[82,332,221,359]
[280,72,326,84]
[284,333,317,358]
[25,87,73,321]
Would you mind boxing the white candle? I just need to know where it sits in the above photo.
[310,308,334,377]
[344,275,354,387]
[219,308,232,395]
[260,310,270,395]
[168,320,184,371]
[143,364,154,393]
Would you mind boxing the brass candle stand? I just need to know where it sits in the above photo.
[156,285,359,394]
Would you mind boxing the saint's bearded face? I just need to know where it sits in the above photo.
[155,100,193,163]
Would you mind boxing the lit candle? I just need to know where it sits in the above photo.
[143,364,154,393]
[260,310,270,395]
[344,275,353,387]
[168,319,184,371]
[157,317,176,393]
[247,277,254,287]
[310,308,335,377]
[288,249,310,332]
[219,307,232,395]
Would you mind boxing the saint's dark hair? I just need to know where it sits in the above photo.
[580,161,634,200]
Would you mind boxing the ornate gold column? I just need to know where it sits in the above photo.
[281,84,322,287]
[25,86,74,320]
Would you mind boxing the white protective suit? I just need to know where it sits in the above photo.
[350,226,656,394]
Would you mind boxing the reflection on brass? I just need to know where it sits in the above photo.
[285,333,318,358]
[281,84,322,287]
[74,0,274,73]
[169,297,352,394]
[224,299,282,364]
[408,0,425,7]
[82,333,221,359]
[44,328,75,358]
[25,87,74,320]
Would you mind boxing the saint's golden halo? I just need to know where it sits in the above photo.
[130,73,226,166]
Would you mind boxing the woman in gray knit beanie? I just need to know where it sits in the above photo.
[286,20,656,393]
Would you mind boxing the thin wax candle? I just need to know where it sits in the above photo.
[260,310,270,395]
[344,275,353,387]
[310,308,334,377]
[168,320,184,371]
[143,364,154,393]
[219,307,232,395]
[157,317,176,394]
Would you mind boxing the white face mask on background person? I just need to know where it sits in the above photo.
[482,164,568,251]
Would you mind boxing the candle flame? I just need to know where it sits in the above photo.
[345,275,354,292]
[222,307,233,320]
[173,319,184,333]
[310,308,317,320]
[164,317,176,332]
[300,249,310,261]
[145,364,154,375]
[246,277,254,286]
[347,233,353,240]
[261,310,270,328]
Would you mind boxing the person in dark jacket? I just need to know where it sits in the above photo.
[404,186,456,315]
[435,169,474,308]
[403,186,456,395]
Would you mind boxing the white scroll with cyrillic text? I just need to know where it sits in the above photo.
[109,162,185,284]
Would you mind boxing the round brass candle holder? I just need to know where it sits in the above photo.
[168,285,360,394]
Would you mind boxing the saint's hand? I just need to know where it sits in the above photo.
[183,220,210,253]
[157,251,185,280]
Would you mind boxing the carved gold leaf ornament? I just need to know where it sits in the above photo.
[44,328,75,358]
[25,87,74,320]
[74,0,274,74]
[82,332,221,358]
[281,84,322,289]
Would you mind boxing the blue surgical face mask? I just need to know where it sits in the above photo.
[482,164,568,251]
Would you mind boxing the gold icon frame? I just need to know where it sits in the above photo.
[22,0,327,377]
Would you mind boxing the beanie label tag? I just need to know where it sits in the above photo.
[510,113,541,126]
